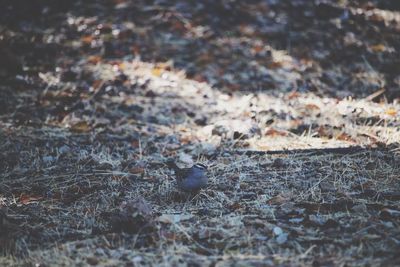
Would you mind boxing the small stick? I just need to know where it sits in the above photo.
[223,146,388,156]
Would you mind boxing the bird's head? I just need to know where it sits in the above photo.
[193,163,208,170]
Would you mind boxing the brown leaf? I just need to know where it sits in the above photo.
[87,56,102,64]
[370,44,386,53]
[268,61,284,69]
[252,44,264,53]
[305,104,320,111]
[151,67,163,77]
[265,128,288,137]
[267,194,288,205]
[287,91,300,99]
[129,167,144,174]
[81,35,94,45]
[19,194,43,205]
[385,108,397,116]
[336,132,355,142]
[70,121,91,133]
[92,79,104,90]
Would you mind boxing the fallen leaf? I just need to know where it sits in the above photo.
[81,35,94,45]
[385,108,397,116]
[92,79,104,90]
[252,44,264,53]
[20,194,43,205]
[265,128,288,137]
[370,44,386,53]
[151,67,163,77]
[70,121,91,133]
[287,91,300,99]
[267,194,289,205]
[336,132,355,142]
[129,167,144,174]
[87,56,102,64]
[305,104,320,111]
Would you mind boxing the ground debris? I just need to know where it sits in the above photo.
[0,0,400,266]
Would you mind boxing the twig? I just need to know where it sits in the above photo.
[224,146,386,156]
[364,88,386,101]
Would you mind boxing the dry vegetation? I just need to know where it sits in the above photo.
[1,0,400,266]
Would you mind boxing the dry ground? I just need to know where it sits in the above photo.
[1,1,400,266]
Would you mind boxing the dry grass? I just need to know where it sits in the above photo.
[1,120,399,266]
[1,62,400,266]
[1,1,400,266]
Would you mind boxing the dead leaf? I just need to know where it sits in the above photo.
[20,194,43,205]
[317,126,329,137]
[151,67,163,77]
[70,121,91,133]
[81,35,94,45]
[370,44,386,53]
[268,61,284,69]
[385,108,397,116]
[252,44,264,53]
[129,167,144,174]
[336,132,355,142]
[87,56,102,64]
[267,194,289,205]
[91,79,104,90]
[265,128,288,137]
[287,91,300,99]
[305,104,320,111]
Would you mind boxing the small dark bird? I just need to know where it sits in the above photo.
[166,159,208,192]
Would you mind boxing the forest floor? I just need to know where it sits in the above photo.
[1,0,400,266]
